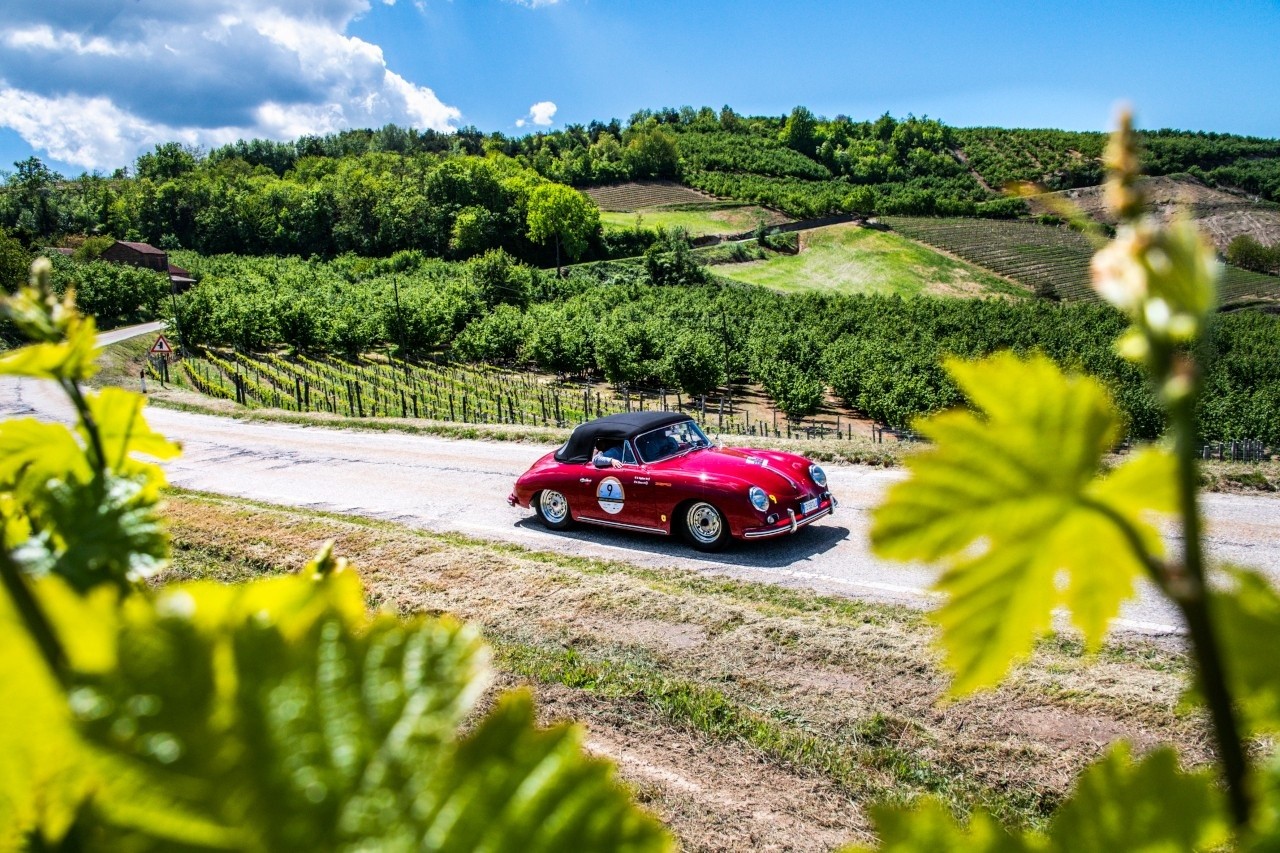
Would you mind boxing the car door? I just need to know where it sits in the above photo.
[574,441,661,532]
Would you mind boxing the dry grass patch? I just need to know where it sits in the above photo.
[160,491,1206,849]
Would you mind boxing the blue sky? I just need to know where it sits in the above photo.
[3,0,1278,177]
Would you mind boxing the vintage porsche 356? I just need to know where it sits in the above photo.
[508,412,836,551]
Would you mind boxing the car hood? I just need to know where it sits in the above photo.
[654,446,818,496]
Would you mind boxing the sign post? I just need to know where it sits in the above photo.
[149,335,173,357]
[149,335,173,385]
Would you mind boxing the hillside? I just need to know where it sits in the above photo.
[890,212,1280,306]
[6,106,1280,308]
[1031,175,1280,252]
[884,215,1280,306]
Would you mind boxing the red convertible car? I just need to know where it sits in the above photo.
[508,412,836,551]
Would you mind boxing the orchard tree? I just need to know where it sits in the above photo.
[526,183,600,275]
[644,228,708,287]
[759,360,824,423]
[467,247,532,309]
[663,329,723,399]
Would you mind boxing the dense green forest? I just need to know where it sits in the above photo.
[4,105,1280,262]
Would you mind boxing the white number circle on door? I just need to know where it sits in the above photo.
[596,477,625,515]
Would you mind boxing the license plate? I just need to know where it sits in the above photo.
[801,498,819,515]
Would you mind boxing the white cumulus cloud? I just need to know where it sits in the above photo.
[515,100,557,129]
[0,1,461,172]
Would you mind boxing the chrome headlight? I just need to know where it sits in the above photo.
[748,486,770,512]
[809,464,827,488]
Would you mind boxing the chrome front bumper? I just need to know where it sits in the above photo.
[742,496,836,539]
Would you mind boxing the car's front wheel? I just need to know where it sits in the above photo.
[535,489,573,530]
[683,501,728,552]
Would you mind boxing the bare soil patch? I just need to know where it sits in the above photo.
[1032,175,1280,252]
[160,492,1209,850]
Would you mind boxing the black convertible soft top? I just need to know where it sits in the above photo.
[554,411,691,463]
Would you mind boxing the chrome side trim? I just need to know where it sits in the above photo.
[743,505,833,539]
[577,516,670,535]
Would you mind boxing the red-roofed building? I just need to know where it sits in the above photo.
[101,240,168,271]
[100,241,197,293]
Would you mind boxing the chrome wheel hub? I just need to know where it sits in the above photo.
[687,503,722,543]
[541,490,569,523]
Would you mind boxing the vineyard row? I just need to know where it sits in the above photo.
[178,350,866,441]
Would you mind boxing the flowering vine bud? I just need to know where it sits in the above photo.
[1103,108,1145,222]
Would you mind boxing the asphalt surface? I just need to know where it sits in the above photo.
[4,321,1279,636]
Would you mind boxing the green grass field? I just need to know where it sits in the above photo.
[715,223,1030,298]
[601,204,787,237]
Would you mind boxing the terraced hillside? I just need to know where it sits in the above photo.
[884,216,1280,305]
[583,181,717,211]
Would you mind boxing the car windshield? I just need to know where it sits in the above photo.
[634,420,712,463]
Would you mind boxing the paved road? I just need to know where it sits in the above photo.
[5,322,1279,636]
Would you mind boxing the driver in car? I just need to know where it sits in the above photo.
[593,439,624,468]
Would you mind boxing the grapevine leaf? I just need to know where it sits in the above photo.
[414,690,674,852]
[1046,743,1227,852]
[871,353,1176,694]
[29,475,169,591]
[843,797,1037,852]
[84,387,180,488]
[1213,568,1280,735]
[0,577,116,848]
[0,418,90,492]
[72,567,671,851]
[0,315,99,382]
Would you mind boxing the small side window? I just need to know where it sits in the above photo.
[623,441,637,465]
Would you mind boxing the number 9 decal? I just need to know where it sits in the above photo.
[596,477,625,515]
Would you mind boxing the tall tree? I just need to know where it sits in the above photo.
[8,157,60,240]
[0,226,30,293]
[781,106,819,157]
[134,142,199,181]
[525,183,600,276]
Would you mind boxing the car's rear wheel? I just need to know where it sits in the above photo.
[683,501,728,552]
[535,489,572,530]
